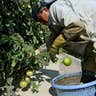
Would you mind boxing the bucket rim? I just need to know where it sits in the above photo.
[51,72,96,90]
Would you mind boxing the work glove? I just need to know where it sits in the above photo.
[49,47,58,62]
[48,34,66,62]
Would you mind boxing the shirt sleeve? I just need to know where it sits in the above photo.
[48,1,65,33]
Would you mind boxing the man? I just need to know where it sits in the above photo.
[32,0,96,81]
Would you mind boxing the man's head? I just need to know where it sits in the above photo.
[32,0,55,24]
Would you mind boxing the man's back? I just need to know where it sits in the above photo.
[49,0,96,39]
[70,0,96,39]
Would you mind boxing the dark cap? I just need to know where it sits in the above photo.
[32,2,42,21]
[32,0,56,21]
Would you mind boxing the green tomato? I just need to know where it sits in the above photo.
[62,57,72,66]
[26,70,33,77]
[11,60,16,68]
[80,82,84,85]
[19,81,28,88]
[25,77,30,83]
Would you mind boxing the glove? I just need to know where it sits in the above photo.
[48,34,66,62]
[49,47,58,62]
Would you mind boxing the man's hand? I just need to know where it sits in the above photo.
[35,43,47,55]
[48,34,66,62]
[49,47,58,62]
[35,48,40,55]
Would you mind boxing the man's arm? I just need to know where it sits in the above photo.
[48,34,66,62]
[35,33,66,62]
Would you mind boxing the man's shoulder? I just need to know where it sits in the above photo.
[49,0,65,13]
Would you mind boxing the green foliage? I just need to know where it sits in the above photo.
[0,0,51,95]
[0,33,35,76]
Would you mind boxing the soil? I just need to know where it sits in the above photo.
[15,53,81,96]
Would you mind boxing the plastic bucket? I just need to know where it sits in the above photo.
[51,72,96,96]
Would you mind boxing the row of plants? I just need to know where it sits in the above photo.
[0,0,51,95]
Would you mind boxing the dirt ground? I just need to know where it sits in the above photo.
[15,53,81,96]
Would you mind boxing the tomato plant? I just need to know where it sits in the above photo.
[0,0,50,95]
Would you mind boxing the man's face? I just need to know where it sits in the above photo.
[37,7,49,25]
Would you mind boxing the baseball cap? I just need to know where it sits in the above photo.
[32,0,56,21]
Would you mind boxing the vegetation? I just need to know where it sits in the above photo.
[0,0,50,95]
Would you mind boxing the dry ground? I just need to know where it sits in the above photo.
[15,53,81,96]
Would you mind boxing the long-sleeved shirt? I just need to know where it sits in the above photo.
[48,0,96,41]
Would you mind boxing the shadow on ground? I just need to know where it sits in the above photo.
[34,69,59,82]
[33,68,59,95]
[41,69,59,96]
[41,69,59,82]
